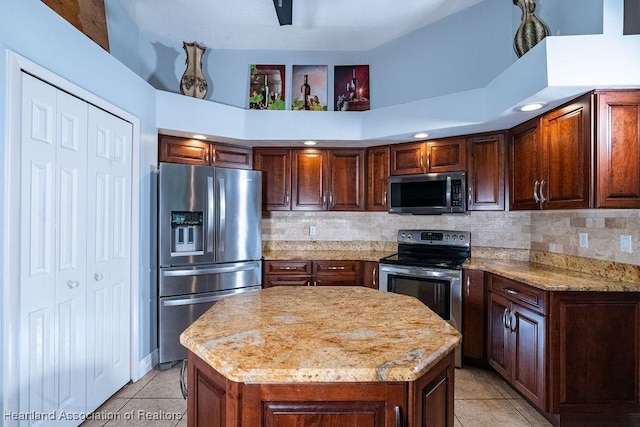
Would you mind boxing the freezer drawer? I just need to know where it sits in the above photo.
[159,260,262,297]
[158,286,261,368]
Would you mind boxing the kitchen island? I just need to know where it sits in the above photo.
[180,286,461,426]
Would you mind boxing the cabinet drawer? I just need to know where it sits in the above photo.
[264,275,312,288]
[265,260,313,275]
[488,274,547,314]
[314,260,361,276]
[314,275,361,286]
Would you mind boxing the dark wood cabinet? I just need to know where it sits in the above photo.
[253,149,292,211]
[549,292,640,421]
[158,135,252,169]
[328,149,366,211]
[487,274,546,410]
[263,260,312,288]
[389,141,426,175]
[263,260,362,288]
[255,147,364,212]
[390,138,466,176]
[425,138,467,173]
[362,261,379,289]
[292,149,328,211]
[366,146,390,211]
[462,269,486,365]
[509,94,592,210]
[595,90,640,208]
[467,133,505,211]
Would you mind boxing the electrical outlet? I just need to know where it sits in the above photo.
[620,235,632,253]
[579,233,588,248]
[309,225,317,236]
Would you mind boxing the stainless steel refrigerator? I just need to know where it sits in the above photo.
[157,162,262,369]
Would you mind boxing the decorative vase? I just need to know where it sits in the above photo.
[513,0,549,58]
[180,41,208,99]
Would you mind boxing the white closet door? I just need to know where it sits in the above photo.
[85,105,132,412]
[20,74,88,425]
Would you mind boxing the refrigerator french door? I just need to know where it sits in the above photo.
[158,163,262,368]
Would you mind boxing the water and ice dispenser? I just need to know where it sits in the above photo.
[171,211,204,256]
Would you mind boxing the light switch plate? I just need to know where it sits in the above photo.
[621,235,632,253]
[309,225,317,236]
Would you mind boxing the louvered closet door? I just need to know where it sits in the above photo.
[20,74,88,425]
[85,105,132,412]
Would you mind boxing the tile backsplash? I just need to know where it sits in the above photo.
[262,209,640,266]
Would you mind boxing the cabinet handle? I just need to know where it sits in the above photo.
[382,191,387,206]
[278,266,298,270]
[322,193,326,204]
[466,276,470,297]
[426,151,431,171]
[395,405,403,427]
[285,191,290,204]
[502,308,510,329]
[373,267,377,287]
[504,288,518,295]
[313,280,317,286]
[539,180,547,203]
[329,192,333,205]
[327,266,346,270]
[509,312,517,332]
[468,186,472,206]
[533,180,540,202]
[419,150,423,170]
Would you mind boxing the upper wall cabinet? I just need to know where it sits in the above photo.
[509,94,592,210]
[389,138,466,175]
[467,132,506,211]
[595,90,640,208]
[254,147,365,212]
[159,135,253,169]
[366,146,390,211]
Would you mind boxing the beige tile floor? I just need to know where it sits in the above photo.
[82,364,552,427]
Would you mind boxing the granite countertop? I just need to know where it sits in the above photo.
[180,286,461,383]
[263,250,395,262]
[465,257,640,292]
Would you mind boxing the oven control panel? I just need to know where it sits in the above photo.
[397,229,470,247]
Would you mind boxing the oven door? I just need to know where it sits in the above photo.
[378,263,461,333]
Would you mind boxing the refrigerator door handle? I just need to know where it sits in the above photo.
[162,288,259,307]
[218,177,225,254]
[162,262,261,277]
[207,176,214,253]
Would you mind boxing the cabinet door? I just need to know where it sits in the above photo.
[487,292,510,379]
[596,90,640,208]
[158,135,210,165]
[467,133,505,211]
[366,146,389,211]
[390,142,426,175]
[540,94,592,209]
[426,138,466,172]
[329,148,365,211]
[253,149,292,211]
[211,142,252,169]
[510,303,546,410]
[292,149,328,210]
[314,260,361,286]
[462,270,485,363]
[362,261,379,289]
[510,118,542,210]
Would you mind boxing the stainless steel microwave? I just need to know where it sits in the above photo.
[387,171,466,214]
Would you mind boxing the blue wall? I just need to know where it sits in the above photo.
[0,0,158,411]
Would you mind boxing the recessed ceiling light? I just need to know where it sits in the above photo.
[517,102,547,112]
[192,134,207,140]
[303,140,317,146]
[414,132,429,139]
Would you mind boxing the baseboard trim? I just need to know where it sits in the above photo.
[137,349,159,381]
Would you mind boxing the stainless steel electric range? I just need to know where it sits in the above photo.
[379,229,471,367]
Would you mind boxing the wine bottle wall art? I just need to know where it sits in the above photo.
[334,65,370,111]
[292,65,328,111]
[248,64,286,110]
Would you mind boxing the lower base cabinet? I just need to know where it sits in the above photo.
[485,272,640,426]
[187,350,456,427]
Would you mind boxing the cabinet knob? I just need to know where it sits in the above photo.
[67,280,80,289]
[94,273,103,282]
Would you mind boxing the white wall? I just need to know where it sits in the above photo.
[0,0,159,410]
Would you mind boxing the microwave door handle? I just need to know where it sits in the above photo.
[207,176,214,253]
[445,176,452,210]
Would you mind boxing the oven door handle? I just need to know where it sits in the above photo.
[380,264,459,278]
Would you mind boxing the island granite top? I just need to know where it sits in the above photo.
[180,286,461,384]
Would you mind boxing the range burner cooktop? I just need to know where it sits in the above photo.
[380,229,471,269]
